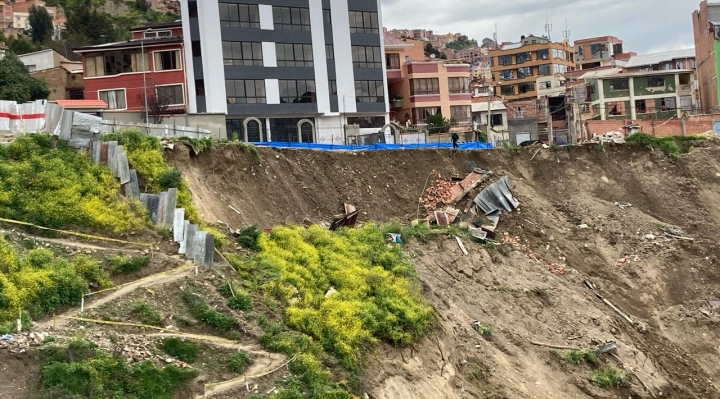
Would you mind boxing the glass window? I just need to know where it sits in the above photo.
[220,4,260,29]
[348,11,378,34]
[352,46,382,68]
[450,105,471,122]
[98,89,127,109]
[279,80,316,103]
[386,53,400,69]
[553,64,566,74]
[501,85,515,96]
[276,43,313,67]
[517,67,532,78]
[518,82,535,94]
[537,49,549,60]
[355,80,385,102]
[225,79,266,104]
[410,78,440,95]
[499,70,514,80]
[498,55,512,66]
[516,52,531,63]
[156,84,184,105]
[412,107,440,123]
[538,64,551,76]
[329,80,337,95]
[608,79,629,91]
[448,77,469,94]
[222,41,263,66]
[647,77,665,87]
[347,116,386,128]
[273,7,310,31]
[326,44,334,60]
[323,9,331,24]
[661,97,676,111]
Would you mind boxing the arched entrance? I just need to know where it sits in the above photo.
[242,117,264,142]
[296,119,316,143]
[380,122,402,144]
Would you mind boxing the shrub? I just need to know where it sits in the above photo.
[237,225,261,251]
[157,169,182,191]
[590,366,628,389]
[204,226,229,248]
[110,255,150,274]
[0,134,144,233]
[182,291,236,332]
[219,281,253,311]
[556,349,599,366]
[72,256,112,290]
[228,352,252,373]
[42,339,197,399]
[131,301,164,326]
[258,225,434,369]
[159,338,199,363]
[626,133,703,159]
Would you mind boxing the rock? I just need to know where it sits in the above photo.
[577,224,589,230]
[325,287,338,298]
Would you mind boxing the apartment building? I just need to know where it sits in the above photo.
[582,70,697,121]
[573,36,634,70]
[693,1,720,111]
[624,49,696,73]
[384,34,472,126]
[75,21,188,118]
[180,0,389,143]
[489,35,576,101]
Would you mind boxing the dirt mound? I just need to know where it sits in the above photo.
[172,143,720,398]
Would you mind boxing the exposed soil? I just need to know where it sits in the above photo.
[170,142,720,398]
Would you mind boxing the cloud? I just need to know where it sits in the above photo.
[381,0,696,54]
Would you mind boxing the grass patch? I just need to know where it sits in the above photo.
[555,349,599,366]
[228,352,252,373]
[219,280,253,311]
[626,133,704,159]
[182,291,237,332]
[159,337,199,363]
[474,322,493,335]
[0,134,145,233]
[110,255,151,274]
[590,366,628,389]
[41,339,197,398]
[131,301,164,326]
[237,225,262,251]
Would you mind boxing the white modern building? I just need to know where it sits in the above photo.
[179,0,389,143]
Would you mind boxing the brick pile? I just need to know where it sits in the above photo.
[501,233,567,275]
[420,172,456,214]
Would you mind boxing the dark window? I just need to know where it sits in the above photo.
[647,77,665,87]
[276,43,313,67]
[609,79,629,91]
[491,114,503,126]
[448,77,469,94]
[538,64,551,76]
[226,118,266,142]
[499,70,514,80]
[661,97,676,111]
[219,4,260,29]
[351,46,382,68]
[67,89,84,100]
[225,79,266,104]
[635,99,647,113]
[517,66,532,78]
[349,11,378,34]
[410,78,440,95]
[273,6,310,31]
[498,55,512,66]
[103,53,134,75]
[271,118,315,143]
[154,50,180,71]
[329,80,337,95]
[195,79,205,96]
[347,116,385,128]
[537,49,549,60]
[450,105,471,122]
[157,84,184,105]
[501,85,515,96]
[323,9,331,24]
[223,41,263,66]
[518,82,535,94]
[355,80,385,102]
[188,1,197,18]
[191,41,201,57]
[386,53,400,69]
[516,51,531,63]
[279,80,316,103]
[326,45,334,60]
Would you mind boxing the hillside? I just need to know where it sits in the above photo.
[0,136,718,398]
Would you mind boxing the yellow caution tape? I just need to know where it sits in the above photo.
[204,356,296,390]
[0,217,155,247]
[84,263,190,297]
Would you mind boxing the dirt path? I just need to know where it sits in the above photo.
[45,264,193,329]
[199,353,291,398]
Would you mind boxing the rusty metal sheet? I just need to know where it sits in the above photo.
[100,143,109,164]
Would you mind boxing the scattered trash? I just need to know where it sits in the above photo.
[501,234,566,275]
[708,300,720,310]
[583,279,634,325]
[455,236,468,255]
[592,131,626,144]
[469,227,487,240]
[434,206,460,227]
[386,233,402,244]
[595,341,618,355]
[643,234,656,240]
[1,334,12,341]
[614,202,632,209]
[576,224,589,230]
[615,255,639,267]
[329,209,359,231]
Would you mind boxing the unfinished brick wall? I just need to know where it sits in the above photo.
[585,116,716,137]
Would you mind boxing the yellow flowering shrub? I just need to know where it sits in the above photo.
[258,225,434,368]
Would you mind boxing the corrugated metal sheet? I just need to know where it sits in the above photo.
[624,48,695,69]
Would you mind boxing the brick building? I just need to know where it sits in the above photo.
[31,61,84,101]
[693,1,720,111]
[573,36,634,70]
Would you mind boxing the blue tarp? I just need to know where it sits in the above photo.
[251,141,494,151]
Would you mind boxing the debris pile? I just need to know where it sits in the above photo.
[591,131,626,144]
[420,172,456,214]
[501,234,567,275]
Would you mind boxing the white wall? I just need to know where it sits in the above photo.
[309,0,330,114]
[18,50,55,71]
[197,1,227,114]
[179,0,197,113]
[316,115,345,144]
[330,0,356,112]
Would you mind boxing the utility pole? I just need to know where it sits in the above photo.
[546,95,554,144]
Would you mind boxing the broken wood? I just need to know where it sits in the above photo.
[601,297,635,325]
[663,233,694,241]
[530,147,543,161]
[529,341,581,351]
[437,264,459,281]
[228,205,241,214]
[455,236,468,255]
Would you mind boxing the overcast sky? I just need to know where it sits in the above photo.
[381,0,697,54]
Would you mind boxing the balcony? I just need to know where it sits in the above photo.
[391,99,403,109]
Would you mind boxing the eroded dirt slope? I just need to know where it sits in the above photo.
[172,143,720,398]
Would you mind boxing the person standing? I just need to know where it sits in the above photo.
[451,132,460,150]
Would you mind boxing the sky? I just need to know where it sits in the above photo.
[380,0,697,55]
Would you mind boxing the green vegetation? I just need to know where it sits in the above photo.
[0,32,43,55]
[474,322,493,336]
[110,255,151,274]
[237,225,262,251]
[0,239,115,326]
[219,281,253,311]
[42,338,197,399]
[0,134,144,232]
[159,338,199,363]
[445,35,477,51]
[131,300,164,326]
[626,133,704,159]
[589,366,628,389]
[29,5,54,43]
[259,225,434,369]
[555,349,599,366]
[228,352,252,373]
[182,291,237,332]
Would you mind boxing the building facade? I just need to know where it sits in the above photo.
[180,0,389,143]
[624,49,696,73]
[693,1,720,112]
[489,36,575,101]
[573,36,633,70]
[75,22,187,118]
[582,70,697,121]
[385,35,471,126]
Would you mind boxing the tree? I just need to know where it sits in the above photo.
[0,52,50,103]
[138,86,174,124]
[135,0,150,12]
[65,0,116,45]
[424,43,443,59]
[28,5,54,43]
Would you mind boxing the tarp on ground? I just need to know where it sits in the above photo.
[251,141,493,151]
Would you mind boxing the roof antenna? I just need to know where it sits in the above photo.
[544,14,553,41]
[493,23,497,45]
[563,19,570,41]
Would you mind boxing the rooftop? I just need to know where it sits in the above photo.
[624,48,696,68]
[384,33,413,48]
[130,20,182,31]
[54,100,108,109]
[74,36,183,52]
[471,101,507,112]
